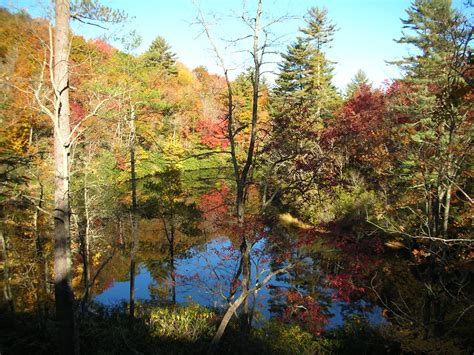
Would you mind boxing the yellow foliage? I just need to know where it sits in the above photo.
[162,137,185,166]
[384,240,406,250]
[278,213,311,230]
[144,304,216,341]
[72,275,83,289]
[176,63,194,86]
[93,252,102,266]
[4,119,30,153]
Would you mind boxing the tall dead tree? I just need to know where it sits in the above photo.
[52,1,76,353]
[194,0,290,347]
[128,99,139,319]
[28,1,124,351]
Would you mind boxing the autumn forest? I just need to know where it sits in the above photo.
[0,0,473,354]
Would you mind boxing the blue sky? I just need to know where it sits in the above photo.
[3,0,472,90]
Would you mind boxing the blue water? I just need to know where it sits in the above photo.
[95,237,386,328]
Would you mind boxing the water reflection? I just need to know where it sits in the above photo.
[95,236,386,328]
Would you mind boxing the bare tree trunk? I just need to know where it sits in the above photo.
[118,216,124,246]
[240,238,251,333]
[1,230,15,315]
[236,187,251,332]
[163,216,177,304]
[170,227,176,304]
[129,107,138,319]
[211,290,248,353]
[442,184,451,237]
[78,173,91,311]
[209,265,290,353]
[34,183,48,327]
[435,185,444,237]
[53,1,76,353]
[422,294,432,338]
[238,0,262,335]
[195,0,265,344]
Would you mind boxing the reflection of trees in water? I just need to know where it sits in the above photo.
[3,189,472,352]
[267,255,342,327]
[144,258,169,301]
[141,166,203,304]
[264,218,387,332]
[138,218,204,304]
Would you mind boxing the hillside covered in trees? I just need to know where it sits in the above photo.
[0,0,473,354]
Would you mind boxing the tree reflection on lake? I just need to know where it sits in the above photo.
[95,223,386,330]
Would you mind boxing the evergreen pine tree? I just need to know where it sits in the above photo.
[386,0,472,338]
[345,69,371,97]
[391,0,472,240]
[274,37,313,102]
[143,36,177,75]
[272,6,340,126]
[300,7,337,50]
[264,7,341,205]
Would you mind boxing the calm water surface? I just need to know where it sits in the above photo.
[96,237,386,328]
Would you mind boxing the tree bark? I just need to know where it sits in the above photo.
[1,230,15,315]
[442,184,451,237]
[34,183,48,327]
[78,171,91,311]
[239,237,251,333]
[53,1,76,353]
[129,104,138,319]
[163,216,177,304]
[209,265,290,353]
[170,227,176,304]
[196,0,265,344]
[118,216,124,246]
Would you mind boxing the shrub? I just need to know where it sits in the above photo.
[142,303,217,342]
[251,320,338,355]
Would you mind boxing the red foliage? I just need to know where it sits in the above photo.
[71,100,85,125]
[282,290,329,336]
[210,244,240,262]
[384,80,414,124]
[230,214,267,243]
[297,225,383,302]
[327,231,383,301]
[323,84,386,146]
[198,184,230,221]
[90,39,116,57]
[321,84,396,176]
[326,274,365,302]
[103,279,114,291]
[196,116,229,149]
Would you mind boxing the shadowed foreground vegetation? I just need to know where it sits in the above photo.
[1,302,405,355]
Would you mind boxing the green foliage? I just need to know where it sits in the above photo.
[300,7,337,50]
[1,3,473,354]
[273,6,340,120]
[304,172,380,227]
[142,36,178,75]
[264,6,341,214]
[395,0,471,83]
[327,317,400,354]
[274,37,314,100]
[345,69,371,97]
[142,304,216,342]
[386,0,472,241]
[251,320,337,355]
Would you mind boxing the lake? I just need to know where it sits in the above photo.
[96,236,386,329]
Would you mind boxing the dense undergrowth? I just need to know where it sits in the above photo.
[0,301,403,355]
[4,300,473,354]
